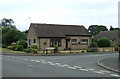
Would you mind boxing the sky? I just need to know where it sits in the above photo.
[0,0,119,31]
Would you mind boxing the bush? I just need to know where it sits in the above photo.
[54,45,58,53]
[15,45,23,51]
[25,47,33,53]
[18,40,27,49]
[114,46,119,51]
[31,44,38,49]
[97,38,110,47]
[90,42,97,47]
[86,48,90,52]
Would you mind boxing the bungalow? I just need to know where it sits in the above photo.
[95,30,120,46]
[27,23,92,50]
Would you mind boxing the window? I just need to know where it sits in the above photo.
[29,39,31,45]
[80,39,88,45]
[33,39,36,43]
[71,39,77,45]
[50,38,62,47]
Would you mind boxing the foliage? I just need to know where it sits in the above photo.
[54,45,58,53]
[88,25,108,36]
[86,48,90,52]
[15,45,24,51]
[114,46,119,51]
[17,40,27,49]
[25,44,38,53]
[2,26,26,47]
[31,44,38,49]
[90,42,97,48]
[97,38,110,47]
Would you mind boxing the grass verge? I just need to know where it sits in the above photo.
[0,48,26,53]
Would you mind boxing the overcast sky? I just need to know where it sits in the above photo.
[0,0,119,31]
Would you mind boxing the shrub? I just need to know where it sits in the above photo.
[25,47,33,53]
[90,42,97,48]
[86,48,90,52]
[15,45,23,51]
[31,44,38,49]
[18,40,27,49]
[54,45,58,53]
[97,38,110,47]
[114,46,119,51]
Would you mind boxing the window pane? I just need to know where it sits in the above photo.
[71,39,77,45]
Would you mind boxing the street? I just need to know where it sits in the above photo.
[2,53,119,77]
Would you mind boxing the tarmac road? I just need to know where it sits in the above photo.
[2,53,119,77]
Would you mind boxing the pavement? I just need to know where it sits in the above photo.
[97,57,120,74]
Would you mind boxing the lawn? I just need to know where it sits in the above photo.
[1,48,26,53]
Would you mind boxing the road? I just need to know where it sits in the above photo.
[2,53,119,77]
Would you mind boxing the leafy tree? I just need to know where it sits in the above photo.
[97,38,110,47]
[1,18,16,29]
[88,25,108,36]
[109,26,114,30]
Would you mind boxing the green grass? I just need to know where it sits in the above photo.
[1,48,26,53]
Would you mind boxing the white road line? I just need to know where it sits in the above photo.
[99,70,111,73]
[49,63,56,65]
[62,64,70,67]
[73,66,82,69]
[30,59,34,62]
[7,56,10,57]
[55,63,61,65]
[47,61,53,64]
[79,69,89,71]
[41,62,47,64]
[41,60,45,61]
[27,65,34,67]
[24,59,28,61]
[35,60,41,62]
[11,57,14,58]
[93,71,105,74]
[67,66,77,69]
[110,74,120,77]
[57,64,66,67]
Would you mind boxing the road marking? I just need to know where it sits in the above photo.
[55,63,61,65]
[86,68,95,71]
[57,64,66,67]
[63,64,70,67]
[30,59,34,62]
[79,69,89,71]
[41,60,45,61]
[41,62,47,64]
[67,66,76,69]
[99,70,110,73]
[110,74,120,77]
[24,59,28,61]
[11,56,14,58]
[35,60,41,62]
[49,63,56,65]
[93,71,104,74]
[73,66,82,69]
[7,56,10,57]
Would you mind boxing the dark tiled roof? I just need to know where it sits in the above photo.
[30,23,91,37]
[95,30,119,40]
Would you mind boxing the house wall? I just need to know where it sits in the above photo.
[27,26,38,47]
[38,36,91,50]
[69,36,91,50]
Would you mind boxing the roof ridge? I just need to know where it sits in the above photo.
[31,23,84,27]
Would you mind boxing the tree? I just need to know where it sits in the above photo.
[109,26,114,30]
[1,18,16,29]
[88,25,108,36]
[97,38,110,47]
